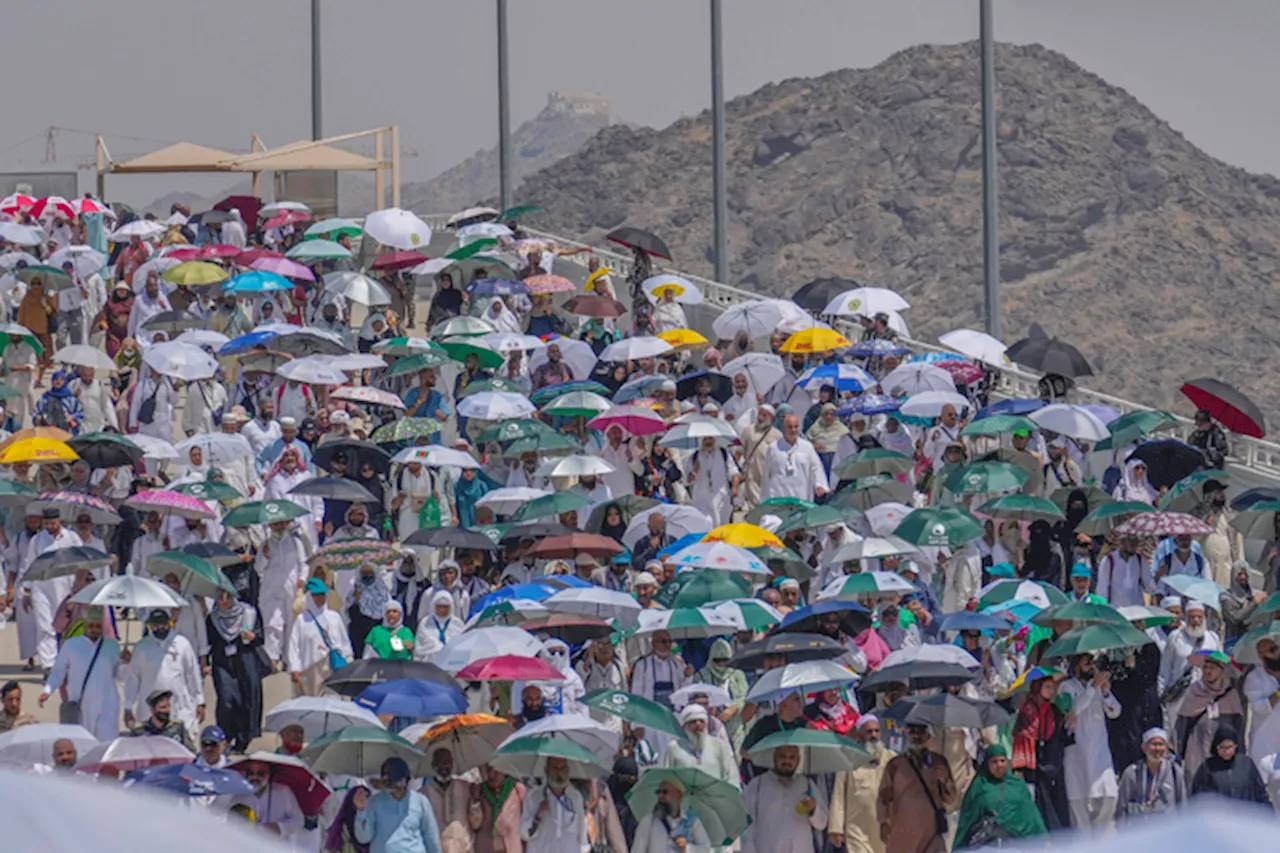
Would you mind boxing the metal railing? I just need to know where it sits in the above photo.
[415,212,1280,480]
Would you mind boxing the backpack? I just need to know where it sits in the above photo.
[137,382,162,425]
[41,397,70,430]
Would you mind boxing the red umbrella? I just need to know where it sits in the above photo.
[0,193,35,215]
[265,210,311,230]
[1181,377,1266,438]
[213,195,262,228]
[198,244,241,260]
[229,752,331,816]
[235,248,284,266]
[163,247,201,262]
[937,360,984,385]
[530,532,626,559]
[372,250,428,271]
[455,654,565,682]
[1113,512,1214,538]
[29,196,75,219]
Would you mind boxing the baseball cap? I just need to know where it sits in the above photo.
[201,725,227,745]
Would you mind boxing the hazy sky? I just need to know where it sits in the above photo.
[7,0,1279,208]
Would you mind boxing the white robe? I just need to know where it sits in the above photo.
[923,423,961,471]
[1060,678,1122,800]
[1244,667,1280,746]
[71,377,118,434]
[0,342,36,427]
[760,437,829,502]
[257,531,309,662]
[182,378,227,436]
[7,527,40,661]
[396,466,435,540]
[599,443,635,501]
[240,418,282,456]
[288,600,353,675]
[651,301,688,335]
[123,632,204,741]
[688,447,737,527]
[128,373,177,441]
[43,634,122,741]
[126,293,172,345]
[25,528,82,666]
[632,811,712,853]
[265,469,322,551]
[741,772,829,853]
[131,530,169,577]
[230,783,304,839]
[416,614,464,663]
[521,785,588,853]
[720,391,756,428]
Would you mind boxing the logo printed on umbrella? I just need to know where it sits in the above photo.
[606,694,630,707]
[846,298,862,312]
[410,233,421,246]
[927,523,949,546]
[266,504,281,516]
[967,474,981,487]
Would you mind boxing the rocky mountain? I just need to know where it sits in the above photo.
[402,92,616,213]
[517,42,1280,420]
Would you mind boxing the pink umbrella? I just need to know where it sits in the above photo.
[588,404,667,437]
[235,248,283,267]
[455,654,566,682]
[524,274,575,295]
[252,256,315,281]
[198,244,241,260]
[264,210,311,230]
[330,385,406,410]
[125,489,219,520]
[162,247,201,262]
[77,735,193,775]
[938,360,984,385]
[72,198,110,215]
[1114,512,1214,538]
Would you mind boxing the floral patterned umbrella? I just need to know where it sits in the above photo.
[1113,512,1214,538]
[937,359,985,385]
[329,385,406,410]
[523,274,575,295]
[124,489,218,520]
[30,491,121,525]
[310,539,400,571]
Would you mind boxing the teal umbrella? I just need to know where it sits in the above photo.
[1159,469,1230,513]
[385,351,450,378]
[1075,501,1152,536]
[581,690,688,742]
[961,414,1038,438]
[627,767,748,846]
[946,461,1028,495]
[146,551,236,598]
[222,499,310,528]
[509,491,591,523]
[286,239,351,260]
[490,736,609,780]
[1098,410,1178,449]
[831,474,912,511]
[833,448,913,480]
[743,497,815,525]
[476,419,558,445]
[775,504,857,535]
[497,204,544,223]
[893,506,984,548]
[1231,500,1280,539]
[976,494,1064,522]
[745,728,871,774]
[1042,623,1153,658]
[655,571,750,608]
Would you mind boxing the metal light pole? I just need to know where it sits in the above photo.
[710,0,729,283]
[311,0,322,140]
[980,0,1001,339]
[497,0,513,212]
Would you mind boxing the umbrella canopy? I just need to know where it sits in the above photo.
[417,714,514,774]
[861,659,979,692]
[508,491,591,524]
[1004,336,1093,377]
[655,571,751,609]
[893,506,984,548]
[78,735,194,775]
[1159,469,1231,514]
[1127,439,1206,491]
[668,541,770,577]
[1230,620,1280,665]
[1181,377,1265,438]
[976,494,1064,522]
[702,523,781,548]
[263,695,385,741]
[454,655,563,682]
[605,226,670,258]
[745,659,858,703]
[323,271,392,306]
[0,437,77,464]
[1113,511,1214,538]
[1043,623,1153,658]
[324,659,457,697]
[435,626,543,672]
[582,689,688,742]
[728,633,847,670]
[312,439,393,476]
[834,448,914,481]
[222,499,310,528]
[28,491,119,524]
[142,341,217,381]
[1162,574,1227,606]
[24,546,114,582]
[711,598,785,631]
[745,728,871,775]
[0,723,97,768]
[355,680,467,718]
[832,474,913,511]
[70,570,186,610]
[145,551,234,597]
[824,536,918,565]
[1076,500,1153,536]
[1031,601,1128,627]
[630,607,742,640]
[938,328,1009,366]
[898,391,971,419]
[1230,500,1280,539]
[542,586,641,627]
[123,762,255,798]
[934,610,1017,633]
[627,767,749,846]
[296,726,425,778]
[1100,409,1180,449]
[0,480,35,508]
[976,579,1068,610]
[776,600,872,637]
[961,413,1038,438]
[945,460,1029,495]
[288,477,377,503]
[491,736,610,780]
[780,328,851,355]
[815,571,918,602]
[1030,404,1111,442]
[884,694,1010,729]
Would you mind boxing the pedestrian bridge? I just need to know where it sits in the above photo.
[412,213,1280,488]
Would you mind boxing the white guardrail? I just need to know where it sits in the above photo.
[413,212,1280,480]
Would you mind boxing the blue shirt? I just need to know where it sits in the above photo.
[402,387,450,444]
[256,436,314,475]
[355,790,442,853]
[1150,536,1204,572]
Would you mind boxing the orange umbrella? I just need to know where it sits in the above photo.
[0,425,71,452]
[417,713,514,773]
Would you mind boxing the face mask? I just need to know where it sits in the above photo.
[154,711,170,725]
[152,626,171,641]
[280,740,303,755]
[361,575,376,585]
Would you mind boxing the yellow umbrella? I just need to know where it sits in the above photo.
[163,261,228,286]
[585,267,611,292]
[657,328,709,351]
[780,328,851,354]
[703,523,783,548]
[0,437,79,464]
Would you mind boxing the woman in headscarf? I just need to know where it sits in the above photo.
[453,465,495,529]
[806,403,848,476]
[597,503,629,547]
[356,312,388,354]
[694,638,749,753]
[513,638,585,717]
[33,370,84,434]
[606,756,640,849]
[1010,672,1071,830]
[1176,653,1244,777]
[362,599,415,660]
[1113,457,1159,504]
[876,414,915,457]
[344,563,390,659]
[17,279,52,381]
[415,590,463,661]
[1022,519,1064,587]
[953,745,1047,848]
[804,687,859,736]
[427,273,464,329]
[205,588,266,753]
[1189,724,1270,803]
[1220,560,1261,641]
[324,785,372,853]
[635,440,682,501]
[1055,488,1092,562]
[95,281,135,358]
[354,459,388,533]
[802,385,838,433]
[483,297,522,335]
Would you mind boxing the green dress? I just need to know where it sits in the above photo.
[363,624,415,660]
[953,748,1048,848]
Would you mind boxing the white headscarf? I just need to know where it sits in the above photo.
[1114,456,1158,504]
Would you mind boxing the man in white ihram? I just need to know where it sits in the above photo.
[25,507,84,672]
[760,414,828,502]
[1060,653,1121,833]
[123,608,205,743]
[662,703,739,788]
[742,745,829,853]
[521,756,587,853]
[40,605,121,740]
[685,435,739,527]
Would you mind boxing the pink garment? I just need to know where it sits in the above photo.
[854,627,891,670]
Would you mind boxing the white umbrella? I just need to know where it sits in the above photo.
[541,391,613,418]
[164,211,189,226]
[826,535,918,563]
[456,222,513,243]
[821,287,910,317]
[54,344,116,371]
[745,660,857,703]
[632,607,742,639]
[111,220,165,240]
[543,587,643,627]
[879,644,979,670]
[446,206,500,226]
[0,723,97,768]
[641,275,703,305]
[484,332,547,355]
[599,336,674,363]
[71,569,187,610]
[435,626,543,672]
[659,415,739,450]
[880,363,955,397]
[127,434,178,460]
[261,200,312,216]
[77,734,194,774]
[814,571,919,601]
[669,683,734,709]
[142,341,217,381]
[409,257,456,277]
[536,456,616,479]
[938,329,1009,367]
[501,713,621,762]
[720,352,785,398]
[668,541,771,577]
[264,696,385,741]
[0,223,43,246]
[393,445,481,469]
[0,251,40,270]
[476,487,551,515]
[457,391,536,421]
[174,433,253,465]
[712,299,786,341]
[277,357,349,386]
[131,257,180,290]
[1030,404,1110,442]
[527,337,597,381]
[863,502,914,537]
[48,246,107,279]
[898,391,971,419]
[175,329,230,350]
[364,208,433,250]
[323,271,392,307]
[624,505,715,547]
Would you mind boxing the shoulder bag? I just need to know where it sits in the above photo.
[905,754,950,841]
[60,637,105,725]
[308,611,349,672]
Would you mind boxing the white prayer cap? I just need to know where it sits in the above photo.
[330,410,351,425]
[644,560,663,573]
[634,571,658,587]
[279,416,297,427]
[679,400,696,413]
[1049,436,1068,449]
[1142,727,1169,744]
[779,578,799,591]
[678,704,708,725]
[856,714,880,730]
[702,401,721,414]
[759,403,776,415]
[1159,595,1181,609]
[1185,600,1206,614]
[660,379,677,393]
[220,412,239,425]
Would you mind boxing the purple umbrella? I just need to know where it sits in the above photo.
[251,257,315,282]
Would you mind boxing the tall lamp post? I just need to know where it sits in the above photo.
[980,0,1001,338]
[497,0,512,212]
[710,0,728,283]
[311,0,322,140]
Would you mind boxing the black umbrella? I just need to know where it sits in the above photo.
[500,521,577,544]
[271,332,349,358]
[289,477,377,503]
[675,371,732,403]
[521,613,614,645]
[404,527,500,550]
[312,440,393,477]
[238,352,293,373]
[728,633,847,671]
[1233,487,1280,512]
[1004,336,1093,378]
[1129,438,1205,491]
[180,542,243,568]
[325,659,458,697]
[142,310,205,334]
[791,277,860,315]
[883,694,1010,729]
[605,226,670,259]
[25,546,113,581]
[860,661,978,692]
[583,495,660,534]
[1181,377,1266,438]
[190,209,234,226]
[67,432,145,469]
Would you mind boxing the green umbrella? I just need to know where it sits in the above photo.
[0,479,36,506]
[471,523,514,544]
[833,448,914,481]
[1099,409,1178,449]
[581,690,689,742]
[1042,623,1152,658]
[371,418,439,444]
[305,218,362,239]
[977,579,1068,609]
[373,337,444,357]
[222,499,311,528]
[961,414,1039,438]
[508,491,591,523]
[1075,501,1152,536]
[1231,500,1280,539]
[445,238,498,260]
[627,767,748,846]
[476,419,558,445]
[656,570,750,608]
[458,378,527,398]
[172,480,243,501]
[430,316,497,338]
[501,433,582,457]
[529,381,611,406]
[17,264,73,289]
[0,324,44,357]
[893,505,984,548]
[946,460,1028,495]
[299,726,425,777]
[976,494,1064,522]
[286,239,351,260]
[146,551,235,598]
[1231,620,1280,664]
[385,350,451,378]
[1159,469,1231,513]
[497,204,544,223]
[1030,601,1128,628]
[1049,485,1113,512]
[746,728,872,774]
[831,474,912,511]
[440,337,505,370]
[540,391,613,418]
[584,495,661,533]
[775,504,859,535]
[744,497,815,525]
[750,544,816,580]
[490,736,609,780]
[716,598,785,631]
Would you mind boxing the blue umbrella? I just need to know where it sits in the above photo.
[658,532,705,559]
[224,270,293,293]
[908,351,965,364]
[356,679,468,718]
[838,394,900,416]
[934,611,1015,633]
[797,363,876,393]
[124,762,256,797]
[974,398,1045,420]
[850,339,910,358]
[533,574,593,590]
[614,375,669,404]
[777,599,872,636]
[469,582,558,618]
[218,329,277,356]
[467,278,529,297]
[980,599,1042,623]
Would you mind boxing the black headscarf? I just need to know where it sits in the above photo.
[1024,520,1060,586]
[434,276,463,315]
[1190,724,1270,804]
[609,756,640,847]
